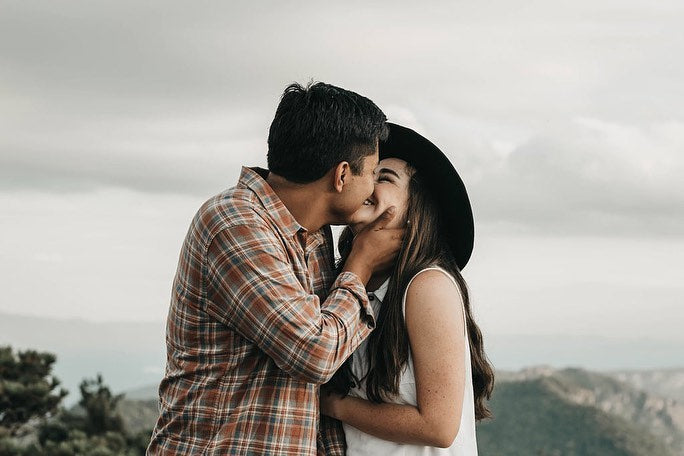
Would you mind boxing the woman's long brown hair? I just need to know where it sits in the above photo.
[327,166,495,421]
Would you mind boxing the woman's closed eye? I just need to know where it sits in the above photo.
[375,167,401,184]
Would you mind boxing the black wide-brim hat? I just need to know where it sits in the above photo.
[379,122,474,270]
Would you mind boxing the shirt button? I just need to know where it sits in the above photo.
[368,294,375,301]
[366,322,374,329]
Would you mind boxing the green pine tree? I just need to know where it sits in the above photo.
[0,345,67,436]
[78,374,125,436]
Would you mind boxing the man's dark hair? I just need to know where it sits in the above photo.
[267,81,388,183]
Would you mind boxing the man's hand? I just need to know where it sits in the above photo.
[342,207,404,284]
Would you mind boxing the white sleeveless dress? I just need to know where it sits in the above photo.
[343,267,478,455]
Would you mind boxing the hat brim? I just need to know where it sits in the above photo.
[379,123,474,270]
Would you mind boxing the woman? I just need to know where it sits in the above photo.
[321,123,494,455]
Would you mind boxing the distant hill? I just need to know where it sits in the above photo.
[118,398,159,436]
[480,366,683,455]
[477,376,672,455]
[611,368,684,403]
[124,384,160,401]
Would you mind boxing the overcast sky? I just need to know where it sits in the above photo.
[1,1,683,345]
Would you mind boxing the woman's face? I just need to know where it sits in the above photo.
[348,157,413,233]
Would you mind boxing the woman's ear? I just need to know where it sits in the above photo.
[333,161,350,193]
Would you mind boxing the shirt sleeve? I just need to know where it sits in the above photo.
[204,222,375,384]
[317,414,346,456]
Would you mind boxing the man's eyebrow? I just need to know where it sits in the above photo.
[378,168,401,179]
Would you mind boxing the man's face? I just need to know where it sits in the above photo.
[333,146,379,224]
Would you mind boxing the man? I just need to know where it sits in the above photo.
[147,82,402,455]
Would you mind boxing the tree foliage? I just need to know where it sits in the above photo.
[0,346,152,455]
[0,346,67,435]
[78,374,125,436]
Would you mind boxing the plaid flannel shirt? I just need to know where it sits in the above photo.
[147,167,373,455]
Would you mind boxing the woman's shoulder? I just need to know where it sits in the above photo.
[403,266,463,312]
[403,267,467,358]
[406,266,460,295]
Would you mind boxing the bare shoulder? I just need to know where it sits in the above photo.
[406,269,462,306]
[405,269,464,329]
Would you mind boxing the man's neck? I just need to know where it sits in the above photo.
[266,172,329,233]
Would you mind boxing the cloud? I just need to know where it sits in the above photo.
[380,104,684,235]
[1,0,683,236]
[0,108,269,194]
[467,118,684,235]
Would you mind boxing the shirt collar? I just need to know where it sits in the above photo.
[237,166,305,239]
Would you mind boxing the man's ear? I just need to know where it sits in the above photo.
[332,162,349,193]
